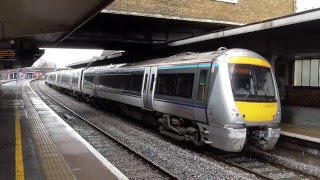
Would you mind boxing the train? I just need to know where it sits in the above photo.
[45,48,281,152]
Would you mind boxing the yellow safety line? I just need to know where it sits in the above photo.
[15,86,25,180]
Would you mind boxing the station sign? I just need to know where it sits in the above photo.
[0,49,16,60]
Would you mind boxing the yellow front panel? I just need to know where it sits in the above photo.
[235,102,277,122]
[229,57,271,68]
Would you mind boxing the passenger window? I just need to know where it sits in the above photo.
[197,70,208,100]
[112,75,121,89]
[84,75,94,89]
[72,75,78,85]
[107,76,114,88]
[156,74,176,96]
[120,75,132,90]
[84,75,94,83]
[143,74,148,93]
[175,73,194,98]
[131,75,143,92]
[98,75,110,88]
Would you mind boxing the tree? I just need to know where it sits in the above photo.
[33,58,57,70]
[32,59,57,78]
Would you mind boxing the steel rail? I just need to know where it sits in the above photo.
[34,80,319,180]
[32,81,179,180]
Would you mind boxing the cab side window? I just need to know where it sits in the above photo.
[197,70,208,100]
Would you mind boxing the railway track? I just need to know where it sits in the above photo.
[33,80,319,180]
[208,152,311,180]
[31,80,178,180]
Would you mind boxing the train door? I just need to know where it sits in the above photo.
[93,72,98,97]
[193,63,211,124]
[68,73,72,90]
[79,69,85,93]
[142,67,150,109]
[141,67,157,110]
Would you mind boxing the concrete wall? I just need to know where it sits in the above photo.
[106,0,294,24]
[287,87,320,106]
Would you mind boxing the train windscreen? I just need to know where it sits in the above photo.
[229,64,276,102]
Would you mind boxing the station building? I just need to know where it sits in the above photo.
[0,67,49,81]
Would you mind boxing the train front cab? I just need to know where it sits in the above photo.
[198,53,281,152]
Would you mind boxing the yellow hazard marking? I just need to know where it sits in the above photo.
[229,57,271,68]
[235,101,277,122]
[15,87,25,180]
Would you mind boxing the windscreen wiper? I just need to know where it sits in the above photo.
[243,87,253,101]
[243,75,254,101]
[257,82,270,101]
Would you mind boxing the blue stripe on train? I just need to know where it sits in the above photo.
[159,63,212,70]
[154,98,205,109]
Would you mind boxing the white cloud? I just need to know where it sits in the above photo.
[34,48,103,68]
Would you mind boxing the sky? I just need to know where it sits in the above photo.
[296,0,320,12]
[33,48,103,68]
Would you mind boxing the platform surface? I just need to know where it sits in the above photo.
[281,105,320,143]
[0,80,127,180]
[0,81,45,179]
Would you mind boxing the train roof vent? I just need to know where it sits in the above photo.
[214,47,227,54]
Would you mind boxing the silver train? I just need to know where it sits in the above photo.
[45,48,281,152]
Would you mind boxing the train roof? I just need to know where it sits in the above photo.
[84,50,222,73]
[83,48,267,73]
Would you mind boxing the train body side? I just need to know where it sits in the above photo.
[45,48,281,152]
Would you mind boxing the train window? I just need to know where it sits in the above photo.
[61,74,70,83]
[197,70,208,100]
[99,75,113,88]
[229,64,276,102]
[112,75,121,89]
[143,74,148,93]
[72,75,79,85]
[175,73,194,98]
[84,75,94,83]
[84,75,94,89]
[131,75,143,92]
[149,74,155,93]
[58,74,62,82]
[156,74,176,96]
[120,75,132,90]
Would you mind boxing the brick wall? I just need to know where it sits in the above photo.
[106,0,294,24]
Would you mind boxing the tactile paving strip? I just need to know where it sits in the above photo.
[22,85,74,180]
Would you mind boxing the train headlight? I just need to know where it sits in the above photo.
[276,109,281,117]
[231,108,240,117]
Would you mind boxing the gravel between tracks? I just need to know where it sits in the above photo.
[36,81,259,179]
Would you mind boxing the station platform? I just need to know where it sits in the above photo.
[0,80,127,180]
[1,79,16,84]
[281,105,320,143]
